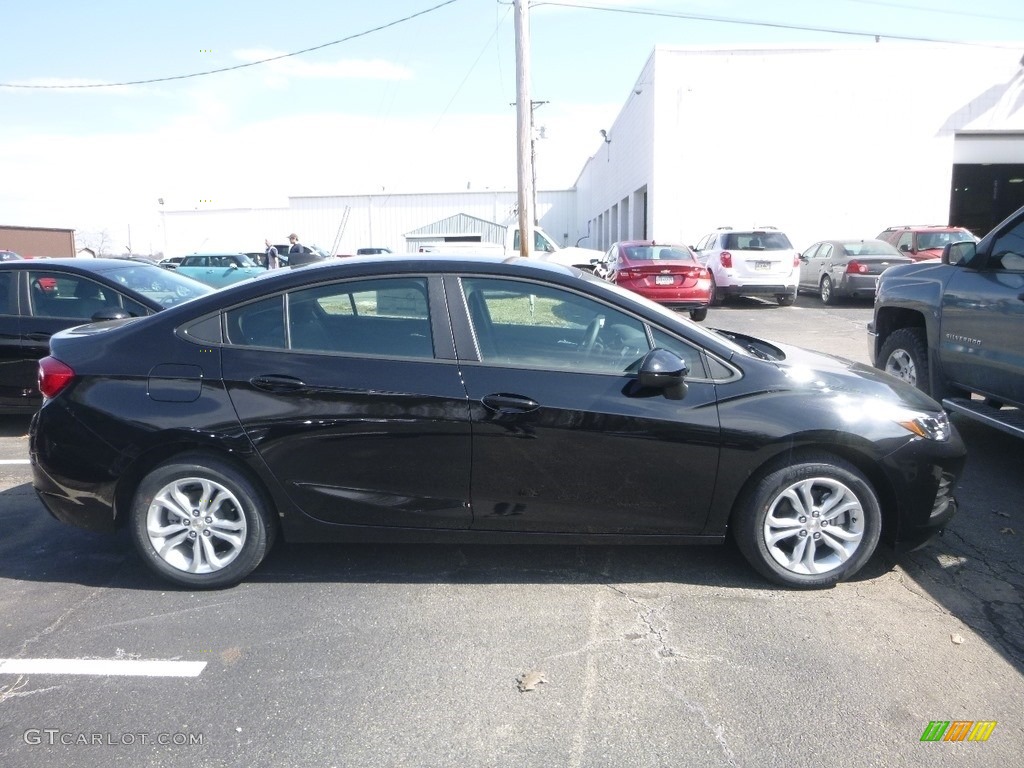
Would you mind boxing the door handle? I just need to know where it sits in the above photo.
[481,393,540,414]
[251,375,307,393]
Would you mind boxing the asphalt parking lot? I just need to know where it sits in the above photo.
[0,293,1021,767]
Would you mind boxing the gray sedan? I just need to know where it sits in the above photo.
[798,239,912,304]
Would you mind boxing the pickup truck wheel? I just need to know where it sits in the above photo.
[732,454,882,588]
[879,328,929,395]
[819,276,836,305]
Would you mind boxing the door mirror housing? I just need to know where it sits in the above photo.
[943,240,976,266]
[637,348,689,399]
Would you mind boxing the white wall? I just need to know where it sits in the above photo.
[577,44,1024,253]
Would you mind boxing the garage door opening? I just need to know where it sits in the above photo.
[949,163,1024,238]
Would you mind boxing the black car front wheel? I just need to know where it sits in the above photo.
[129,453,277,589]
[733,454,882,588]
[689,307,708,322]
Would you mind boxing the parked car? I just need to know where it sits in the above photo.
[30,255,964,590]
[876,225,977,262]
[870,203,1024,439]
[693,227,801,306]
[798,239,912,304]
[356,247,393,256]
[0,258,212,413]
[1,250,23,262]
[175,253,264,287]
[596,240,711,321]
[270,244,332,268]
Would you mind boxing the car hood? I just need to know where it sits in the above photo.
[720,329,941,411]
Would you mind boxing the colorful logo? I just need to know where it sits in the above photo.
[920,721,997,742]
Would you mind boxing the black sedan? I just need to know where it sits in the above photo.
[0,258,212,413]
[29,255,965,589]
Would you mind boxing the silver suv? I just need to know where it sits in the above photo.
[694,227,800,306]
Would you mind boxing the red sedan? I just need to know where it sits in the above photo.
[598,241,712,321]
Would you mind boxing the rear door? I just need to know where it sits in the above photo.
[222,275,474,529]
[453,275,721,535]
[0,270,28,409]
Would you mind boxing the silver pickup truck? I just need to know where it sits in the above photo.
[869,203,1024,439]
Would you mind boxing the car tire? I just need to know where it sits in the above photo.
[777,289,797,307]
[732,453,882,588]
[709,274,724,306]
[878,327,930,396]
[819,276,836,305]
[129,453,277,589]
[689,307,708,322]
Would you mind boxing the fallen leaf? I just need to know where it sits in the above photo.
[1000,527,1015,535]
[517,670,548,692]
[951,633,965,645]
[994,511,1010,518]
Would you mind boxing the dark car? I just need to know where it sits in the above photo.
[30,256,964,590]
[798,239,912,304]
[596,241,712,321]
[876,225,977,262]
[0,258,212,413]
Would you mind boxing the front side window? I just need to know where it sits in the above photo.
[461,277,650,373]
[990,219,1024,271]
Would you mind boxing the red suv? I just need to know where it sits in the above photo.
[876,225,977,262]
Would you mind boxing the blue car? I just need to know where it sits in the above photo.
[175,253,264,287]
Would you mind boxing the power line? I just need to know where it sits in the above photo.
[842,0,1024,25]
[532,1,1023,48]
[0,0,462,89]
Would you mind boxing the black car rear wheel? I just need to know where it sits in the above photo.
[733,454,882,588]
[129,453,276,589]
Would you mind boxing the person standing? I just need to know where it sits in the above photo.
[264,239,279,269]
[288,233,303,255]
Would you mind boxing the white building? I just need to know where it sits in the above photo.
[163,43,1024,257]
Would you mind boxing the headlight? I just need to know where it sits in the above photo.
[894,409,951,441]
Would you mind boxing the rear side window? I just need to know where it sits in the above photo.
[0,272,13,315]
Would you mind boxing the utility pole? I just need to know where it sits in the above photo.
[513,0,534,258]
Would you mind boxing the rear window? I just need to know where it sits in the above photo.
[840,241,899,256]
[722,232,793,250]
[623,245,694,262]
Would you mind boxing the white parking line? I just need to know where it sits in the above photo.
[0,659,206,677]
[0,460,30,465]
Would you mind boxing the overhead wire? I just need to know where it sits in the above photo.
[0,0,463,89]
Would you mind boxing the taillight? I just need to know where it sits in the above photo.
[719,251,733,268]
[38,356,75,399]
[846,260,869,274]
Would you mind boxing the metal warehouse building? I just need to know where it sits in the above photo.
[164,43,1024,257]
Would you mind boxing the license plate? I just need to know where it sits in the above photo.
[755,261,771,271]
[655,275,673,285]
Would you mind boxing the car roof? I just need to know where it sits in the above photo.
[0,257,166,271]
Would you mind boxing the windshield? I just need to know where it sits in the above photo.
[99,263,214,306]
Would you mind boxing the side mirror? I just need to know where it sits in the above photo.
[943,241,976,266]
[637,348,689,400]
[230,263,239,269]
[899,243,911,252]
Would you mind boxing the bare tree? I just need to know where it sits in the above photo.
[79,229,113,256]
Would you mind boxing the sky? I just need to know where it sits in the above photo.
[3,0,1024,255]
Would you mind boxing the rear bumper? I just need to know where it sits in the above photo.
[718,283,793,297]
